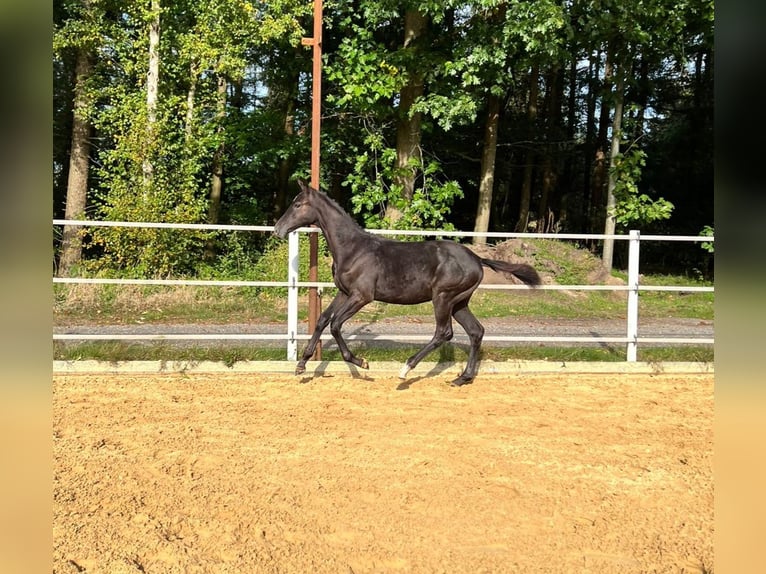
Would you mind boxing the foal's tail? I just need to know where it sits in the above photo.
[480,259,542,287]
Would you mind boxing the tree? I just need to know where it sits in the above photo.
[51,0,715,277]
[205,73,227,260]
[611,148,673,230]
[325,1,465,230]
[516,64,540,232]
[575,0,698,268]
[390,8,428,223]
[601,64,623,268]
[54,0,100,276]
[58,39,93,276]
[142,0,161,186]
[473,92,500,244]
[413,0,566,238]
[81,0,307,276]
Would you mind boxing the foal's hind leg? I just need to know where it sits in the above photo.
[399,295,454,379]
[451,303,485,386]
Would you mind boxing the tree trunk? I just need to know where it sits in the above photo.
[537,154,555,232]
[562,54,577,225]
[582,51,599,231]
[498,156,513,226]
[537,66,562,231]
[515,64,540,232]
[230,77,244,111]
[205,74,227,260]
[634,56,649,141]
[389,9,427,223]
[58,49,93,277]
[473,93,501,245]
[602,70,625,270]
[590,48,612,235]
[142,0,161,186]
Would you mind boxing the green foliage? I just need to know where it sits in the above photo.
[86,89,210,277]
[611,149,674,229]
[251,235,334,295]
[53,0,714,279]
[325,27,400,110]
[344,133,463,230]
[409,0,567,130]
[196,232,264,281]
[54,0,313,279]
[699,225,714,253]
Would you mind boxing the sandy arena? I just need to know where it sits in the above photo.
[53,368,713,573]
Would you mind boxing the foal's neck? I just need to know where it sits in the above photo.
[315,196,366,257]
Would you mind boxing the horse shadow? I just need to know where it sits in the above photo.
[295,355,469,389]
[298,360,375,384]
[395,343,470,390]
[297,326,472,389]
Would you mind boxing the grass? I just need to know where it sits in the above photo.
[53,341,714,364]
[54,237,713,363]
[636,275,715,319]
[53,277,713,326]
[54,283,288,325]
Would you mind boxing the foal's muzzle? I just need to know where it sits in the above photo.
[273,224,287,239]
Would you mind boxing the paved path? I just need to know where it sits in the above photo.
[55,316,714,348]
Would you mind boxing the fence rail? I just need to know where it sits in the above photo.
[53,220,714,362]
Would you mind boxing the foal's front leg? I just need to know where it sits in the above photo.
[329,292,372,370]
[294,294,344,375]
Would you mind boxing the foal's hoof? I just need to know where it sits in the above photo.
[450,376,474,387]
[294,364,306,375]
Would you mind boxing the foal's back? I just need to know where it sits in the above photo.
[357,238,484,305]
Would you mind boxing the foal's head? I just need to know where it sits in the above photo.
[273,180,321,238]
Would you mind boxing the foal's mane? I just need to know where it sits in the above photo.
[312,187,366,234]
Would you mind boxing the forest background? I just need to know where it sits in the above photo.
[53,0,714,280]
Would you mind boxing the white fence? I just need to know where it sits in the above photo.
[53,220,715,362]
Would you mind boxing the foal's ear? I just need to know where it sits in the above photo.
[297,179,312,193]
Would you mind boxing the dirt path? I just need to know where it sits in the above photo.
[53,371,714,573]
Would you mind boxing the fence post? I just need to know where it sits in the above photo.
[626,229,640,361]
[286,230,300,360]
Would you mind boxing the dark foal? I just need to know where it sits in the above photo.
[274,181,541,385]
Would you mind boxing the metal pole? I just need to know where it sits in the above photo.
[626,229,640,361]
[302,0,323,359]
